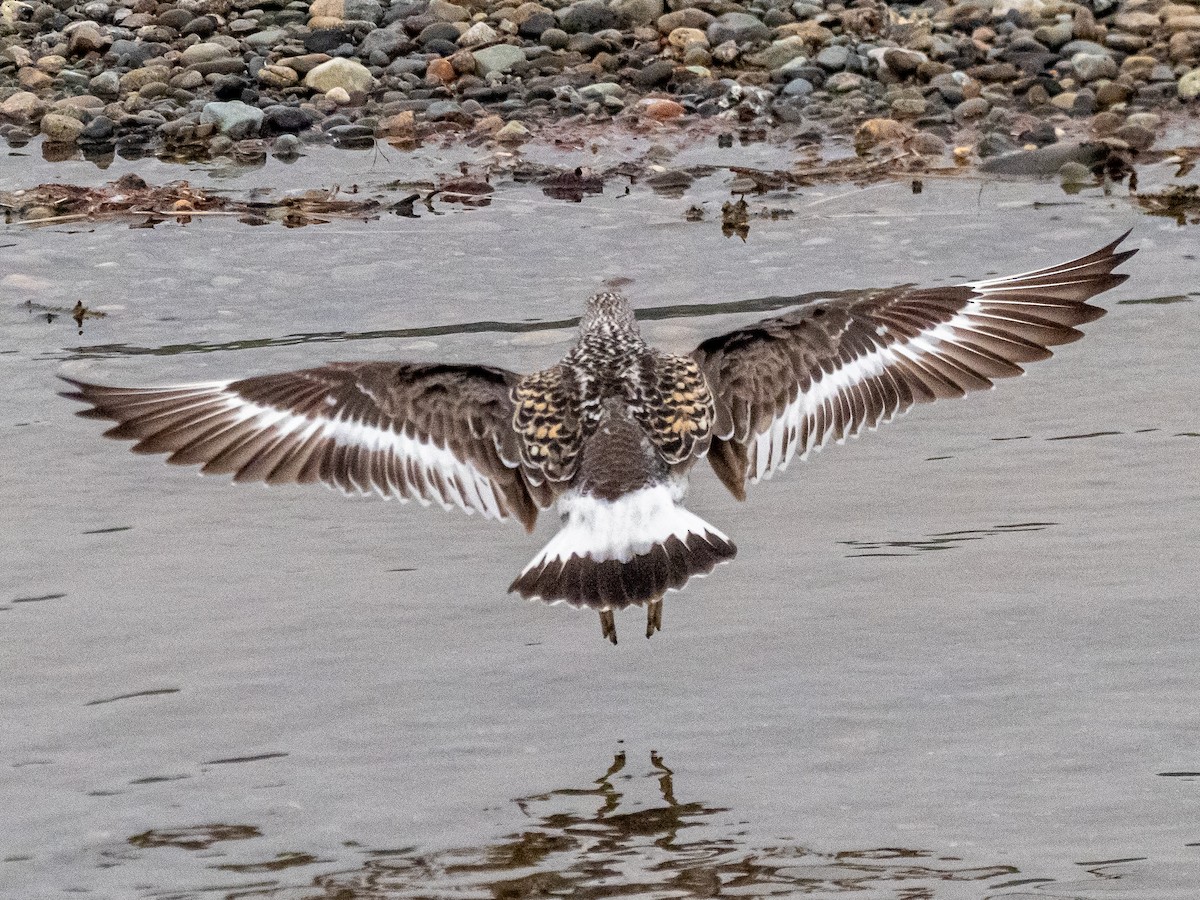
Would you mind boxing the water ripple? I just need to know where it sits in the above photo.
[840,523,1057,558]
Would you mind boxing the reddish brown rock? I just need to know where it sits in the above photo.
[637,97,685,120]
[378,110,416,136]
[426,57,457,84]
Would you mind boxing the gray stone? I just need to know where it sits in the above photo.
[558,1,619,33]
[245,28,288,50]
[1114,123,1154,151]
[826,71,864,92]
[1150,63,1176,83]
[707,12,768,46]
[657,8,714,32]
[473,44,526,75]
[711,39,739,64]
[910,132,946,156]
[88,70,120,98]
[426,99,463,119]
[361,26,408,58]
[540,27,570,49]
[264,105,316,133]
[777,55,813,77]
[344,0,384,24]
[815,44,849,71]
[82,1,110,20]
[518,11,556,36]
[580,81,624,97]
[1071,52,1117,82]
[953,97,989,121]
[745,37,806,70]
[631,58,674,87]
[890,97,927,119]
[976,132,1016,158]
[79,114,114,141]
[107,39,165,68]
[191,58,248,77]
[272,133,302,157]
[182,16,217,37]
[181,42,232,65]
[456,21,495,46]
[418,22,463,45]
[610,0,663,27]
[327,124,375,142]
[118,66,171,94]
[1125,112,1160,131]
[428,0,470,22]
[979,141,1107,175]
[781,76,813,97]
[200,100,265,138]
[1032,21,1072,49]
[1059,39,1110,57]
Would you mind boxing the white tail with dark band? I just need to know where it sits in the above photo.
[508,485,736,610]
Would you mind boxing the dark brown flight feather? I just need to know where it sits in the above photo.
[62,362,552,531]
[693,231,1136,498]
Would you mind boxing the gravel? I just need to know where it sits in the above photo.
[0,0,1195,169]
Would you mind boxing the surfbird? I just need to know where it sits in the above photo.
[63,233,1135,643]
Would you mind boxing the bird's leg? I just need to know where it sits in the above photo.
[646,595,663,638]
[599,609,617,645]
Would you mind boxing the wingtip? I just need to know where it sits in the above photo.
[1106,228,1137,258]
[58,374,97,405]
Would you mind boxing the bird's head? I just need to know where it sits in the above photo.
[580,292,639,336]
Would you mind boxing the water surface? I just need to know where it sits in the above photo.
[3,139,1199,899]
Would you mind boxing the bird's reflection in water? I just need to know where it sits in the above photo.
[281,752,1018,899]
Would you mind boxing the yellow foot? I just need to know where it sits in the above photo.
[599,609,617,645]
[646,596,663,638]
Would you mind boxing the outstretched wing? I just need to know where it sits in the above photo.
[62,362,554,530]
[693,232,1137,499]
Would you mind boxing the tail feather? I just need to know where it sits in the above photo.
[508,485,736,610]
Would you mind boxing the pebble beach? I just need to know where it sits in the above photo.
[0,0,1196,170]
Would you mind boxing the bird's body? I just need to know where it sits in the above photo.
[64,234,1136,642]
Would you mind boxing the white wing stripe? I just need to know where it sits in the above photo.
[747,305,996,482]
[211,390,503,519]
[968,256,1106,289]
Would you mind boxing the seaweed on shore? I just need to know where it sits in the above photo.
[1133,183,1200,226]
[0,174,383,228]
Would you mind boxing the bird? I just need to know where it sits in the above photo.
[62,232,1135,643]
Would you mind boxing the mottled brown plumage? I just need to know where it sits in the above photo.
[62,234,1136,643]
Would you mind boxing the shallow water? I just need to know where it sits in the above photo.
[3,138,1200,900]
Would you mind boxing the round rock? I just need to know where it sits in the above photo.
[41,113,84,143]
[558,1,618,34]
[707,12,769,46]
[200,100,265,138]
[815,45,848,71]
[181,42,231,66]
[304,57,375,93]
[610,0,663,28]
[781,77,813,97]
[473,44,526,76]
